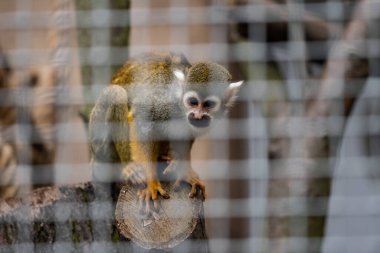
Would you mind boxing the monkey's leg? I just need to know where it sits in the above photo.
[89,85,130,181]
[163,141,206,200]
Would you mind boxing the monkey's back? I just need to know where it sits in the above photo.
[110,52,192,138]
[110,52,190,88]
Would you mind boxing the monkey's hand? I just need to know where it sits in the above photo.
[138,180,170,214]
[122,162,146,185]
[171,168,206,201]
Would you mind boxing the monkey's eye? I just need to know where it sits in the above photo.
[203,100,217,109]
[188,97,199,107]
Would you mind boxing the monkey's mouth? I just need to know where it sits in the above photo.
[188,114,211,128]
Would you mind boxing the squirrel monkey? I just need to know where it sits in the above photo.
[89,52,243,213]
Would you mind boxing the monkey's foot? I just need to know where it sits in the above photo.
[122,162,146,185]
[138,180,170,214]
[173,170,206,201]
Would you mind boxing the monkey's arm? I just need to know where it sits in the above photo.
[129,119,170,213]
[89,85,130,181]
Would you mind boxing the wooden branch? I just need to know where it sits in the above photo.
[0,182,209,252]
[264,0,341,41]
[231,0,341,42]
[308,0,369,118]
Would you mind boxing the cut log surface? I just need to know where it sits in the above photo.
[115,182,202,250]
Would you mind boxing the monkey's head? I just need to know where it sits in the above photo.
[174,62,243,134]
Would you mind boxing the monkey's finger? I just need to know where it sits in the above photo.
[152,189,158,200]
[153,199,159,210]
[189,184,197,198]
[199,184,207,201]
[157,187,170,199]
[145,194,152,214]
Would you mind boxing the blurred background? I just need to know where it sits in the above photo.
[0,0,379,252]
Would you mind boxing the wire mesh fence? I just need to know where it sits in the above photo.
[0,0,379,252]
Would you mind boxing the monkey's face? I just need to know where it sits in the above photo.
[182,90,222,130]
[173,64,243,135]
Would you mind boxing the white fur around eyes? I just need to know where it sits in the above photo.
[204,95,221,112]
[183,91,200,108]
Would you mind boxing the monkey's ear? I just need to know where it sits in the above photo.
[225,81,244,108]
[172,69,186,98]
[173,69,186,83]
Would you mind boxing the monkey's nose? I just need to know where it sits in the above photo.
[188,113,211,128]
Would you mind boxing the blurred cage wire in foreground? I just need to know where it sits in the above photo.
[0,0,379,253]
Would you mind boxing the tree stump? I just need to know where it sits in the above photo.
[0,182,209,253]
[115,182,202,250]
